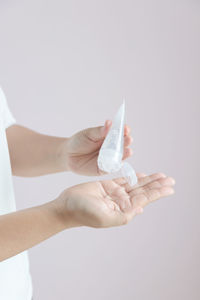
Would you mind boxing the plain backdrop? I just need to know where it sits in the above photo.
[0,1,199,299]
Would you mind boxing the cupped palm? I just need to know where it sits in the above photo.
[61,172,175,228]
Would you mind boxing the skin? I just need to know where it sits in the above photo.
[6,120,132,176]
[58,173,175,228]
[0,121,175,261]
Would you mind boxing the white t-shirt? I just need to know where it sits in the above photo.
[0,88,32,300]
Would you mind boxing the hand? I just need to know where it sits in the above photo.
[56,173,175,228]
[62,120,133,176]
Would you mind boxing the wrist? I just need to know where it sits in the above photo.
[56,137,71,172]
[49,194,81,230]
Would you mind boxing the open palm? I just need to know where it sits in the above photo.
[60,172,175,228]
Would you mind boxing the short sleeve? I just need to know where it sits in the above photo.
[0,87,16,129]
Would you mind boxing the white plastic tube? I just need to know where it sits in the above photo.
[98,101,137,186]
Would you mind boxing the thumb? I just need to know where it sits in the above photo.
[84,120,112,142]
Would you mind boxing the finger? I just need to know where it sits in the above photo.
[112,176,134,195]
[123,173,147,193]
[113,177,127,186]
[146,177,175,189]
[83,120,112,143]
[130,186,174,209]
[124,125,131,136]
[101,120,112,137]
[113,174,145,192]
[129,176,175,197]
[136,173,147,178]
[122,147,133,160]
[136,173,166,188]
[87,122,131,142]
[86,122,131,143]
[113,173,149,195]
[124,135,133,147]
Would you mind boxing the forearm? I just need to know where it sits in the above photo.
[6,125,69,176]
[0,200,75,262]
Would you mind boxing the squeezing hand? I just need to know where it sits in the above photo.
[61,120,133,176]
